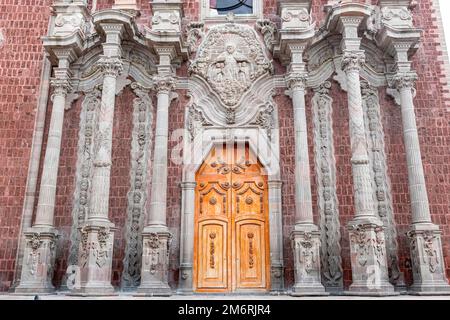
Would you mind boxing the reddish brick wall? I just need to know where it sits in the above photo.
[0,0,52,291]
[0,0,449,292]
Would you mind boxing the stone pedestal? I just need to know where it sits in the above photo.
[291,227,328,296]
[71,224,116,296]
[407,225,450,295]
[346,221,397,296]
[15,228,57,294]
[136,228,172,296]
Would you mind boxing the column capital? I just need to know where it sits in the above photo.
[389,72,417,90]
[50,78,72,97]
[286,73,308,90]
[153,75,175,94]
[341,50,365,72]
[96,56,123,77]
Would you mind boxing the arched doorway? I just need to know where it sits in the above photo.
[193,142,270,293]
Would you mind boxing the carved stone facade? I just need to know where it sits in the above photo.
[2,0,450,297]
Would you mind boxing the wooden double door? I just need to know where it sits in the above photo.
[193,143,270,293]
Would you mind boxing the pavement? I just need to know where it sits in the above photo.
[1,293,450,300]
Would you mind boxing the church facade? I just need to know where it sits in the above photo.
[1,0,450,296]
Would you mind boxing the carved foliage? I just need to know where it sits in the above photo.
[189,23,272,106]
[122,83,154,288]
[68,86,102,265]
[362,81,403,285]
[256,19,277,51]
[24,233,56,281]
[187,102,211,141]
[312,81,343,288]
[251,94,275,140]
[78,227,111,269]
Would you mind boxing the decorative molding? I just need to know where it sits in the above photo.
[341,51,365,72]
[251,92,276,141]
[256,19,277,52]
[68,86,102,266]
[187,101,211,141]
[312,81,343,290]
[153,75,175,94]
[121,83,154,289]
[361,81,404,287]
[186,22,204,54]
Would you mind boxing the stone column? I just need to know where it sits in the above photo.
[137,75,175,296]
[15,50,75,294]
[286,44,327,296]
[391,72,450,294]
[178,181,196,294]
[339,16,395,295]
[74,23,124,296]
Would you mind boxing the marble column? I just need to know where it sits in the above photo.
[15,52,74,294]
[73,23,124,296]
[287,72,327,296]
[391,73,450,294]
[137,75,175,296]
[340,17,394,295]
[178,181,196,294]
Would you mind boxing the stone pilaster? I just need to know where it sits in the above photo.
[121,83,154,290]
[15,50,74,294]
[73,23,125,296]
[390,72,450,294]
[178,181,196,294]
[286,46,327,296]
[339,16,395,296]
[137,75,175,296]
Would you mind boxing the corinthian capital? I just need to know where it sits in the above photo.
[153,75,175,94]
[341,51,365,72]
[286,73,308,90]
[50,78,72,97]
[389,72,417,90]
[96,56,123,77]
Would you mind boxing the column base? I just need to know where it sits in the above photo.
[71,222,117,296]
[15,227,58,295]
[347,220,396,296]
[290,225,328,296]
[178,264,193,294]
[136,227,173,296]
[407,224,450,295]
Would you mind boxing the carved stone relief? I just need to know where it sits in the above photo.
[251,92,275,141]
[121,83,154,289]
[312,81,343,290]
[68,86,102,266]
[189,23,272,107]
[361,81,404,287]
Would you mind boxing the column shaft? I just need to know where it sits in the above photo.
[34,90,68,227]
[292,86,314,225]
[399,86,431,224]
[89,73,117,223]
[147,90,170,227]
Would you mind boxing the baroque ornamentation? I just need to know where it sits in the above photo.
[144,233,161,275]
[286,73,307,90]
[312,81,343,289]
[362,81,403,285]
[50,78,72,97]
[153,75,175,94]
[293,233,318,276]
[189,23,272,106]
[122,83,154,289]
[248,233,254,269]
[68,86,102,266]
[209,232,216,269]
[187,102,211,141]
[26,233,43,276]
[349,225,369,267]
[251,97,275,141]
[341,51,365,72]
[256,19,277,51]
[96,56,123,77]
[186,21,204,54]
[389,72,417,90]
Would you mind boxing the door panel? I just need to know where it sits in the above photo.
[194,143,270,293]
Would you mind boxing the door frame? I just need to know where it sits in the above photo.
[178,127,285,294]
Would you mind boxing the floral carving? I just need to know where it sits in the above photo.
[209,232,216,269]
[145,233,160,275]
[189,23,272,106]
[122,83,153,288]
